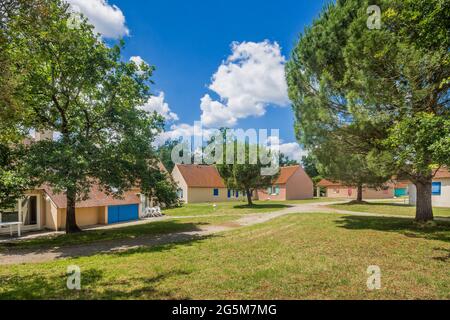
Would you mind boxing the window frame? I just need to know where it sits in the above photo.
[432,182,442,196]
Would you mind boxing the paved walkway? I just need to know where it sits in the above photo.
[0,201,447,266]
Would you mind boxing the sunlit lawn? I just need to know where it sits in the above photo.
[329,202,450,218]
[0,213,449,299]
[164,198,344,217]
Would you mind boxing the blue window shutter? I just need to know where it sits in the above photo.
[213,188,219,196]
[432,182,442,196]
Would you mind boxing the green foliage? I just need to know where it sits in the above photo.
[279,153,299,167]
[157,139,179,173]
[301,154,319,179]
[286,0,449,219]
[3,0,177,231]
[0,144,28,211]
[216,142,279,205]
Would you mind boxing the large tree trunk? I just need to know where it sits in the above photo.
[415,180,434,222]
[246,189,253,206]
[356,184,363,202]
[65,186,81,234]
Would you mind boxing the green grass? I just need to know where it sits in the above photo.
[163,201,290,217]
[1,213,449,300]
[329,202,450,218]
[164,198,343,217]
[0,215,240,251]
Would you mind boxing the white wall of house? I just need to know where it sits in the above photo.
[408,178,450,208]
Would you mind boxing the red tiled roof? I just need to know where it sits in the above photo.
[42,185,140,209]
[317,179,342,187]
[276,166,301,184]
[176,164,226,188]
[434,167,450,179]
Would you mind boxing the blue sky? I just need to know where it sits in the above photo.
[66,0,329,160]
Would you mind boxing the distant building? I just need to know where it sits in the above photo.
[408,168,450,208]
[172,164,248,204]
[317,180,394,199]
[256,166,314,201]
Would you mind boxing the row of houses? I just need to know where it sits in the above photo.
[0,164,314,234]
[2,152,449,234]
[316,168,450,207]
[172,164,314,203]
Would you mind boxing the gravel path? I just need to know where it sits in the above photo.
[1,201,447,266]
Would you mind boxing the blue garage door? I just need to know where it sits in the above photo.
[108,204,139,224]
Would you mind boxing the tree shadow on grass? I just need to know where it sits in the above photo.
[2,220,207,251]
[334,202,414,208]
[335,215,450,244]
[432,248,450,262]
[0,221,214,262]
[0,268,192,300]
[0,268,104,300]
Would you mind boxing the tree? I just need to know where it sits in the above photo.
[217,142,278,206]
[157,139,179,173]
[315,134,391,203]
[0,0,45,212]
[286,0,450,221]
[279,153,299,167]
[301,154,319,180]
[8,0,175,233]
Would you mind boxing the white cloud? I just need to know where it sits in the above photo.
[279,142,308,162]
[200,95,237,127]
[130,56,146,67]
[200,40,290,127]
[66,0,129,38]
[140,92,179,122]
[265,136,307,162]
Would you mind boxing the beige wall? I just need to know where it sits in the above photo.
[409,179,450,208]
[325,186,394,199]
[256,167,314,201]
[55,206,105,231]
[45,198,58,230]
[186,187,247,203]
[286,167,314,200]
[172,165,189,203]
[257,185,287,201]
[172,165,249,204]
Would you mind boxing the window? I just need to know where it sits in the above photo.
[177,189,184,199]
[213,189,219,197]
[432,182,442,196]
[274,186,280,195]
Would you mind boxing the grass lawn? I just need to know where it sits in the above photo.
[0,215,240,251]
[163,201,289,217]
[1,213,449,299]
[164,198,344,217]
[329,202,450,218]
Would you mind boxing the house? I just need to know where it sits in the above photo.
[394,181,410,197]
[0,131,170,234]
[408,168,450,207]
[0,184,146,234]
[317,179,394,199]
[172,164,248,203]
[256,165,314,201]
